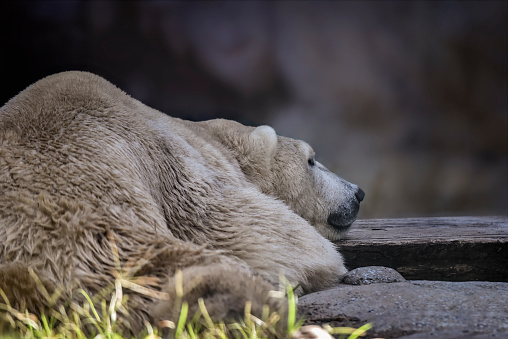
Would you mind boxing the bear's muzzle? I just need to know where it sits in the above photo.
[327,187,364,229]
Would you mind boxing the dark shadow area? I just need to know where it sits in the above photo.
[1,1,506,219]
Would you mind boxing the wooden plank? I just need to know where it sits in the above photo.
[336,216,508,282]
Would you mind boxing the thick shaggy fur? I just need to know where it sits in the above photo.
[0,72,361,332]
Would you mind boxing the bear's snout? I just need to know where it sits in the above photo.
[327,187,364,230]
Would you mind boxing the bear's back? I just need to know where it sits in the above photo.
[0,71,241,244]
[0,72,172,234]
[1,72,141,140]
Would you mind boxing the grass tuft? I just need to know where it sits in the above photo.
[0,273,372,338]
[0,233,372,338]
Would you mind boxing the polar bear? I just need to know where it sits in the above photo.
[0,71,364,332]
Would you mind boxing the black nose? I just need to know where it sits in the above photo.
[355,188,365,202]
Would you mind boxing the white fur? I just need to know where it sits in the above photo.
[0,71,361,331]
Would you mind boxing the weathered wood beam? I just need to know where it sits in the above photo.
[336,216,508,282]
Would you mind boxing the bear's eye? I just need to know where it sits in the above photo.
[308,157,316,167]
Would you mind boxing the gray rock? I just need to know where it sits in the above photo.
[342,266,406,285]
[397,331,504,339]
[299,280,508,338]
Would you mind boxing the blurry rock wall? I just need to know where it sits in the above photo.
[1,1,506,219]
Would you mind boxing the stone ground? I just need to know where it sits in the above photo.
[298,267,508,338]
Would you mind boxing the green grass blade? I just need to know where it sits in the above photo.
[79,290,101,323]
[41,313,52,336]
[187,322,197,339]
[348,323,372,339]
[176,301,188,338]
[286,283,296,332]
[79,289,106,336]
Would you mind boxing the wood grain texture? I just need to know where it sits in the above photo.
[336,216,508,282]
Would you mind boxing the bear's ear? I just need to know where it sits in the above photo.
[248,126,278,159]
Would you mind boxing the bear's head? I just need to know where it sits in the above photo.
[209,121,364,241]
[247,126,364,241]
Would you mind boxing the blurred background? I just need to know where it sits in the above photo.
[1,1,506,219]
